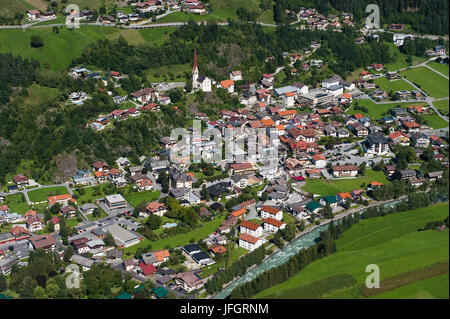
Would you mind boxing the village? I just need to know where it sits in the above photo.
[0,28,448,298]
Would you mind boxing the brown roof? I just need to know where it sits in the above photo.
[240,220,261,231]
[261,206,280,215]
[263,217,285,228]
[332,164,358,171]
[29,234,56,250]
[239,233,261,244]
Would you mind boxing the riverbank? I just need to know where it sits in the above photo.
[210,196,409,299]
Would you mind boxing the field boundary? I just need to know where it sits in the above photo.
[359,260,449,297]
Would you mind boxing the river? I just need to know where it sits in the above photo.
[212,199,405,299]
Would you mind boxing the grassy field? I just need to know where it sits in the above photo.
[122,190,160,207]
[432,99,449,116]
[253,202,449,299]
[427,61,449,77]
[0,0,34,18]
[373,77,415,93]
[122,213,227,255]
[372,272,449,299]
[27,186,69,202]
[384,43,427,71]
[420,110,449,129]
[400,67,449,99]
[153,11,222,23]
[0,26,118,70]
[347,99,428,119]
[302,169,389,196]
[145,63,191,82]
[4,193,29,214]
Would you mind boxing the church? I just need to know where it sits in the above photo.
[192,48,211,92]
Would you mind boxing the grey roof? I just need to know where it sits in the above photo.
[70,255,95,268]
[80,203,97,211]
[367,132,388,144]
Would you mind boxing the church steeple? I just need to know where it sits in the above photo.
[193,47,198,71]
[192,48,199,87]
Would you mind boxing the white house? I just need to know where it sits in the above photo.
[260,206,283,221]
[230,70,242,81]
[263,217,286,233]
[240,220,263,238]
[239,233,263,251]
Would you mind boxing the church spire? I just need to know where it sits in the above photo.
[193,48,198,71]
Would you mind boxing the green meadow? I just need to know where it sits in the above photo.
[427,61,449,77]
[302,170,389,197]
[347,99,428,119]
[254,202,449,299]
[373,77,416,93]
[400,67,449,99]
[27,186,69,202]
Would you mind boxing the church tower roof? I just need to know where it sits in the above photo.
[193,48,198,70]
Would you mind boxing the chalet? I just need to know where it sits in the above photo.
[364,133,390,155]
[92,161,110,172]
[427,171,444,181]
[132,88,155,104]
[217,215,238,234]
[320,196,338,208]
[175,271,204,292]
[28,234,56,252]
[230,70,242,81]
[27,10,40,20]
[399,169,416,180]
[410,132,430,148]
[13,174,29,187]
[60,205,77,219]
[389,131,410,146]
[146,202,167,217]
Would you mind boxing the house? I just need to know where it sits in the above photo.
[182,244,202,256]
[26,215,43,232]
[92,161,110,172]
[192,252,215,266]
[209,245,227,257]
[131,88,155,104]
[219,80,235,93]
[217,215,238,234]
[230,175,249,189]
[311,154,326,169]
[238,233,263,251]
[320,196,338,207]
[0,257,18,276]
[228,162,258,175]
[60,205,77,219]
[332,164,358,177]
[263,217,286,233]
[27,9,41,20]
[95,171,108,183]
[48,194,73,207]
[13,174,29,187]
[175,271,204,292]
[305,201,322,214]
[28,234,56,252]
[410,132,430,148]
[389,131,410,146]
[230,208,247,220]
[260,206,283,221]
[364,133,390,155]
[240,220,263,237]
[322,75,341,89]
[427,171,444,181]
[230,71,242,81]
[146,202,167,217]
[80,203,98,215]
[139,262,157,276]
[410,178,426,188]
